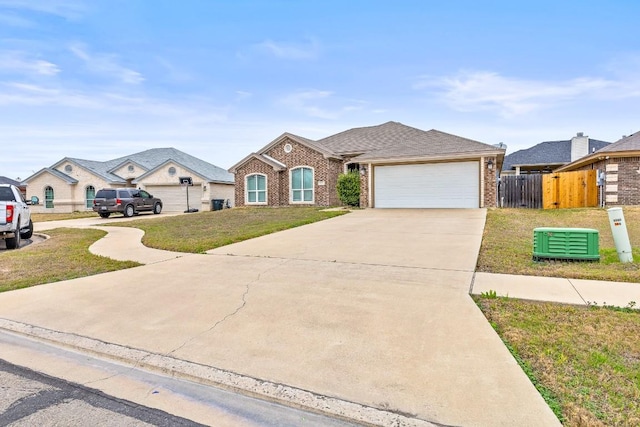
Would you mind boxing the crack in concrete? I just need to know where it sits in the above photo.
[165,260,286,357]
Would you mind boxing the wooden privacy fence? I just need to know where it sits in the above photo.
[542,170,598,209]
[499,170,599,209]
[499,175,543,208]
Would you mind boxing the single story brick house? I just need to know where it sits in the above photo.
[23,148,234,213]
[555,131,640,205]
[501,132,610,176]
[229,121,505,208]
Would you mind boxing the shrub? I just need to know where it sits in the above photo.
[336,171,360,207]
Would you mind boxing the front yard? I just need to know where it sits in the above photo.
[477,207,640,283]
[476,206,640,426]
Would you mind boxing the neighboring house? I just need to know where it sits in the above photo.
[229,121,505,209]
[502,132,610,176]
[0,176,26,197]
[555,131,640,205]
[22,148,234,213]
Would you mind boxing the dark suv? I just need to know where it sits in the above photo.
[93,188,163,218]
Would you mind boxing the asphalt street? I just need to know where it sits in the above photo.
[0,357,203,427]
[0,331,359,427]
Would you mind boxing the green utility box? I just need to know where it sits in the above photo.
[533,228,600,261]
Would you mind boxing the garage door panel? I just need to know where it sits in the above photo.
[145,185,203,212]
[374,162,479,208]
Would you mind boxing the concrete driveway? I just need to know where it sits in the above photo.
[0,209,560,426]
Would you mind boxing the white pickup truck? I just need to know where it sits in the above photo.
[0,184,33,249]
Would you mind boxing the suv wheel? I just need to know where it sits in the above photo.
[124,204,135,218]
[153,203,162,214]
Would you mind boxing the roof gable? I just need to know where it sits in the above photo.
[23,168,78,184]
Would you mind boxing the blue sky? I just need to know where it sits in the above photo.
[1,0,639,180]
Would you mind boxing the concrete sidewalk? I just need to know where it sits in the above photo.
[472,272,640,309]
[0,209,565,426]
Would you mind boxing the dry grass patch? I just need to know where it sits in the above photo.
[115,207,348,253]
[0,228,140,292]
[476,297,640,426]
[478,207,640,282]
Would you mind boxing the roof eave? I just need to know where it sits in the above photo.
[555,150,640,172]
[357,150,505,165]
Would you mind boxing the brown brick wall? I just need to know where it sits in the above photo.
[575,157,640,205]
[484,156,498,208]
[235,137,342,207]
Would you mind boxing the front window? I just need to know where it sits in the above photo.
[246,174,266,204]
[44,186,54,208]
[291,167,314,202]
[85,186,96,208]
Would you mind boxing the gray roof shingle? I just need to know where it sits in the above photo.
[64,148,233,184]
[502,138,611,171]
[595,131,640,153]
[315,121,501,160]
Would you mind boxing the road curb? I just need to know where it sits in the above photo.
[0,318,439,427]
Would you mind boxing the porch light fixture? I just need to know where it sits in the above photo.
[359,165,367,175]
[487,159,494,170]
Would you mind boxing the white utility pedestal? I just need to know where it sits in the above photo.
[607,207,633,263]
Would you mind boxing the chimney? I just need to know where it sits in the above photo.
[571,132,589,161]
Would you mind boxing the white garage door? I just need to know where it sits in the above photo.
[374,162,480,208]
[145,185,203,212]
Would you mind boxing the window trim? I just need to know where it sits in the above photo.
[44,186,54,209]
[245,173,268,205]
[289,166,315,204]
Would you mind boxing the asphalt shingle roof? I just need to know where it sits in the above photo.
[315,121,500,159]
[595,131,640,153]
[502,138,611,171]
[67,148,233,184]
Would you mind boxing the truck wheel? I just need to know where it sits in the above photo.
[99,212,110,218]
[6,228,21,249]
[20,219,33,239]
[153,203,162,214]
[124,204,135,217]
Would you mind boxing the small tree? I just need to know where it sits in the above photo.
[336,171,360,207]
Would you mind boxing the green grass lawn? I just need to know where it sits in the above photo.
[476,297,640,426]
[478,207,640,282]
[113,207,348,253]
[0,228,139,292]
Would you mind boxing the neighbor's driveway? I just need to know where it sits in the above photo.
[0,209,560,426]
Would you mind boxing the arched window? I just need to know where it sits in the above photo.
[85,186,96,209]
[44,186,54,209]
[246,174,267,204]
[290,167,314,203]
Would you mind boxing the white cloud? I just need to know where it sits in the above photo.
[69,43,144,84]
[0,51,60,75]
[279,89,367,119]
[416,71,615,117]
[256,38,321,60]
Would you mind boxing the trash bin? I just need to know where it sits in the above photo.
[211,199,225,211]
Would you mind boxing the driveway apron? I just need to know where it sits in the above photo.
[0,209,560,426]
